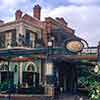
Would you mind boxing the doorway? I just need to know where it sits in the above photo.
[23,72,39,87]
[54,61,78,93]
[23,63,39,87]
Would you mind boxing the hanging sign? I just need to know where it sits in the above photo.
[65,40,84,53]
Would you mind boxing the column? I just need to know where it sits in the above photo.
[44,61,55,96]
[19,62,23,84]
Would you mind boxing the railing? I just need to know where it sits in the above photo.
[80,47,97,56]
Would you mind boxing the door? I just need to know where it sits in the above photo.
[23,72,39,87]
[55,61,78,93]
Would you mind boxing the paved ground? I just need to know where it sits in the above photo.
[57,94,89,100]
[0,94,89,100]
[54,94,77,100]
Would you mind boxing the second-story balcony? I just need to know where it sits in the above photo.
[80,47,97,56]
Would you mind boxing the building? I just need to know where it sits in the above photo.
[0,5,97,95]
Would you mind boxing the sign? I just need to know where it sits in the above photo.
[65,40,84,53]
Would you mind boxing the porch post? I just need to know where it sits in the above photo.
[18,60,23,87]
[44,60,54,96]
[19,62,23,84]
[44,36,56,96]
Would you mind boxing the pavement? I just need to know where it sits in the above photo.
[55,94,80,100]
[53,94,89,100]
[0,94,89,100]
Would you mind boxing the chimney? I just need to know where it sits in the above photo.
[15,10,22,20]
[0,20,4,25]
[33,5,41,20]
[56,17,68,26]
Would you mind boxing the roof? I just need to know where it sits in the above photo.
[45,17,75,34]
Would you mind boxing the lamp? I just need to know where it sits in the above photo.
[51,36,55,41]
[94,64,99,73]
[7,43,11,49]
[48,36,55,47]
[48,41,53,47]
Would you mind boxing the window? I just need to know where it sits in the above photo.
[25,29,36,48]
[5,31,12,47]
[0,64,14,84]
[22,63,39,87]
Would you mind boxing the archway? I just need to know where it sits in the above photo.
[23,62,39,87]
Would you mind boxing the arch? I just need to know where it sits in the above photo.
[25,62,37,72]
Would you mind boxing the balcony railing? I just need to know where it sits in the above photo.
[80,47,97,56]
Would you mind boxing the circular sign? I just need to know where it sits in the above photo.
[65,40,84,53]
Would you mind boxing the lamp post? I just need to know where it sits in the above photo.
[18,56,23,91]
[47,37,54,77]
[44,37,55,96]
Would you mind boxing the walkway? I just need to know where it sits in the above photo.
[57,94,89,100]
[0,94,89,100]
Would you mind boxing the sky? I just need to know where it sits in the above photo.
[0,0,100,46]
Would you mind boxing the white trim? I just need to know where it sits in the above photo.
[25,62,37,72]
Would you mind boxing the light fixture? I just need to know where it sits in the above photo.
[19,56,23,58]
[7,43,11,48]
[94,64,99,73]
[51,37,55,41]
[48,41,53,47]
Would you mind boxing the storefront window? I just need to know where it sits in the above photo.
[23,63,39,88]
[0,64,14,85]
